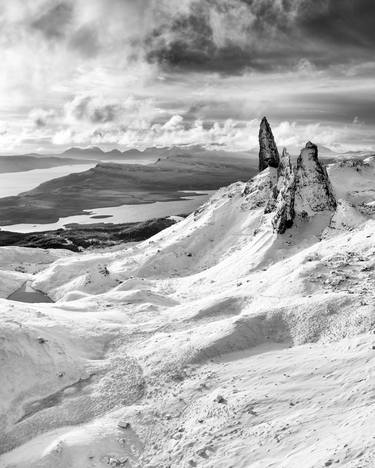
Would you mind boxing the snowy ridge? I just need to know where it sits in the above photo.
[0,142,375,467]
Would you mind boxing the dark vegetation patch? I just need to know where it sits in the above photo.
[0,217,179,252]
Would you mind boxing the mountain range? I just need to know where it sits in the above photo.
[62,145,255,162]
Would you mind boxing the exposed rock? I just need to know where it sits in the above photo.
[271,149,296,234]
[117,420,131,430]
[294,142,337,217]
[337,159,367,169]
[263,142,337,234]
[258,117,280,172]
[214,394,226,404]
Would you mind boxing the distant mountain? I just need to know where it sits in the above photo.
[0,155,95,174]
[61,146,169,162]
[157,145,255,162]
[60,145,256,163]
[63,146,105,156]
[2,145,258,165]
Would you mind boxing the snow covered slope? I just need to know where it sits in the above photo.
[328,156,375,213]
[0,152,375,468]
[0,247,73,297]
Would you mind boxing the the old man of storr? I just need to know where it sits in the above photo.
[0,1,374,467]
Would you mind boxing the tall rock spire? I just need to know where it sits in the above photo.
[271,148,296,234]
[294,142,337,216]
[258,117,280,172]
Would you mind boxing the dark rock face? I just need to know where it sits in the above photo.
[258,117,280,172]
[262,141,337,234]
[271,149,296,234]
[294,142,337,217]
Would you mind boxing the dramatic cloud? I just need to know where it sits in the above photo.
[47,114,372,155]
[0,0,375,153]
[145,0,375,73]
[63,94,163,127]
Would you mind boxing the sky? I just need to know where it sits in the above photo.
[1,0,375,154]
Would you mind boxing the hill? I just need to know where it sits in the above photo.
[1,123,375,467]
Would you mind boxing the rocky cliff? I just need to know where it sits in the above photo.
[294,141,337,217]
[258,117,280,172]
[270,148,296,234]
[259,120,337,233]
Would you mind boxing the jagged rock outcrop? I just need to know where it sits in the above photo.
[294,142,337,217]
[262,141,337,234]
[254,118,337,234]
[270,149,296,233]
[258,117,280,172]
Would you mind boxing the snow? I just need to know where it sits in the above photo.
[0,247,73,298]
[0,160,375,467]
[328,158,375,206]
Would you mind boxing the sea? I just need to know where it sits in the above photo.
[0,165,213,233]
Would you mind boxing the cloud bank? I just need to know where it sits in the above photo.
[0,0,374,153]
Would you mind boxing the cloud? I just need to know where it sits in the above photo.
[68,25,101,57]
[296,0,375,49]
[162,115,184,130]
[3,1,375,77]
[64,94,162,126]
[51,115,254,150]
[145,1,262,73]
[1,1,375,154]
[2,107,374,154]
[65,95,121,124]
[0,117,54,154]
[145,0,375,73]
[47,114,373,154]
[29,108,57,127]
[31,2,73,40]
